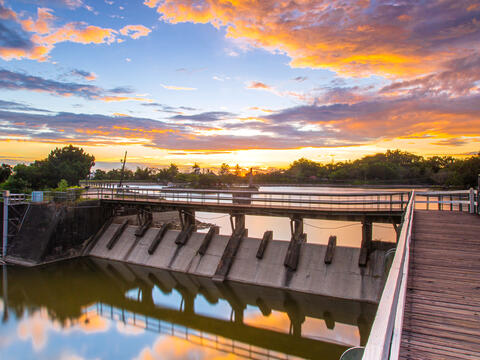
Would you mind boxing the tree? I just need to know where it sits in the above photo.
[192,163,200,174]
[0,164,12,183]
[234,164,241,176]
[219,163,230,175]
[3,145,95,191]
[44,145,95,187]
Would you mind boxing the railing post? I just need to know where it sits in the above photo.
[2,190,9,258]
[469,188,474,214]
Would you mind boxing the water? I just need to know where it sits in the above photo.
[0,258,376,359]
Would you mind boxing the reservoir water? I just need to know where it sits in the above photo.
[0,258,376,359]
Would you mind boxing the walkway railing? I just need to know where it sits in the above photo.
[415,189,478,213]
[85,186,410,212]
[362,191,415,360]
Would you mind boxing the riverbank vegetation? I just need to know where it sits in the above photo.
[91,149,480,188]
[1,147,479,193]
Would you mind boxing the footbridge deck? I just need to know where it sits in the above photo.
[363,189,480,360]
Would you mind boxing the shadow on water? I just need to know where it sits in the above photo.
[0,259,376,359]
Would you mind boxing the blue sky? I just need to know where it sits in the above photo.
[1,0,480,168]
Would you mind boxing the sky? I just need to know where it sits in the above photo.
[0,0,480,169]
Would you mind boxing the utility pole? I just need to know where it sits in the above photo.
[118,151,127,188]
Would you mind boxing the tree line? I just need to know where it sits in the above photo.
[1,147,479,193]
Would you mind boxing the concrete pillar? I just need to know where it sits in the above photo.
[284,294,304,337]
[229,213,245,233]
[234,308,244,324]
[179,209,196,231]
[290,216,303,237]
[359,219,372,267]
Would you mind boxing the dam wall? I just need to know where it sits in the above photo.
[88,223,388,303]
[7,201,110,264]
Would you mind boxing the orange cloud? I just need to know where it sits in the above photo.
[145,0,480,78]
[247,81,271,90]
[98,95,152,102]
[120,25,151,39]
[0,4,151,62]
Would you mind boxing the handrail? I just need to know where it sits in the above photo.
[88,185,410,197]
[362,191,415,360]
[84,187,409,211]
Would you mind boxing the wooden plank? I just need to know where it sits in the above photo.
[284,233,306,270]
[197,226,219,256]
[400,210,480,359]
[106,219,129,250]
[134,218,152,238]
[148,223,172,255]
[256,230,273,259]
[212,228,247,282]
[324,235,336,264]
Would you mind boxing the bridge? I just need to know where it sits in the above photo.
[363,189,480,360]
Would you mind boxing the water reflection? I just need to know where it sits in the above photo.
[0,259,376,359]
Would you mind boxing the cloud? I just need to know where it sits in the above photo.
[0,68,149,102]
[161,84,196,91]
[0,99,52,112]
[0,3,152,61]
[70,69,97,81]
[119,25,151,39]
[144,0,480,78]
[169,111,233,122]
[247,81,272,90]
[141,102,198,114]
[293,76,308,82]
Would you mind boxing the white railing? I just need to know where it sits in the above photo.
[362,191,415,360]
[85,186,410,212]
[415,189,478,213]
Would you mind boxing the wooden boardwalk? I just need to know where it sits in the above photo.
[400,210,480,359]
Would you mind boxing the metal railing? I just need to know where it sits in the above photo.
[85,186,410,212]
[362,191,415,360]
[88,302,301,360]
[415,189,478,213]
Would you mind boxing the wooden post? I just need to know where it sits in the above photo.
[148,223,172,255]
[213,225,247,282]
[106,219,129,250]
[324,235,337,264]
[256,230,273,259]
[197,226,219,255]
[284,216,306,270]
[359,219,372,267]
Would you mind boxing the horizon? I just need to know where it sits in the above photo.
[1,1,480,167]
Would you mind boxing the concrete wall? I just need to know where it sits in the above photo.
[89,224,388,303]
[7,201,109,264]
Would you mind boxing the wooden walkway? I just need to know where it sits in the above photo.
[400,210,480,359]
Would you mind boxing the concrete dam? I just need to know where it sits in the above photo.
[87,221,390,303]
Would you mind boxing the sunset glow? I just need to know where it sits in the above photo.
[1,0,479,168]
